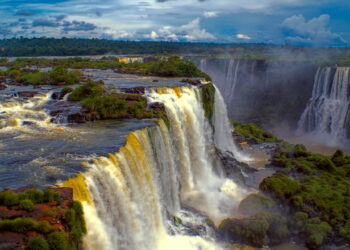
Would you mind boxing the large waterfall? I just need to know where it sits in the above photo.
[297,67,350,145]
[63,86,247,250]
[198,58,316,127]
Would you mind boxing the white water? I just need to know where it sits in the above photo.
[72,86,247,250]
[0,91,57,133]
[213,85,250,162]
[297,67,350,145]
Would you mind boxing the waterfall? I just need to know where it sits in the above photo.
[213,85,250,162]
[200,59,240,102]
[63,86,247,250]
[297,67,350,145]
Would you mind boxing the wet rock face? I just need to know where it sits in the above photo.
[219,152,256,185]
[148,102,165,112]
[17,91,38,98]
[121,87,145,94]
[46,100,87,124]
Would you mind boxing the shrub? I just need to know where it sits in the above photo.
[19,199,35,211]
[69,81,103,101]
[294,144,309,157]
[260,173,301,199]
[61,87,73,97]
[23,189,44,203]
[82,95,127,120]
[303,218,332,247]
[43,189,61,202]
[238,194,276,216]
[36,221,56,234]
[332,150,346,166]
[0,190,19,206]
[27,237,49,250]
[48,66,82,85]
[317,158,336,172]
[12,218,36,233]
[47,232,69,250]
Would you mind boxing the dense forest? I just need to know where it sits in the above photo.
[1,38,350,64]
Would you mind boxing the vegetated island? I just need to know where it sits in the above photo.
[220,122,350,250]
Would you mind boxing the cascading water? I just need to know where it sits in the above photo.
[297,67,350,145]
[213,85,249,162]
[200,59,240,102]
[0,91,56,132]
[63,86,247,250]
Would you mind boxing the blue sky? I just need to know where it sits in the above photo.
[0,0,349,46]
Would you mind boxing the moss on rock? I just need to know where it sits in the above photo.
[200,83,215,122]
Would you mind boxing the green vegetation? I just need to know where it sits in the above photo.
[43,189,62,202]
[200,83,215,122]
[1,38,350,66]
[19,199,35,212]
[0,188,86,250]
[1,56,210,89]
[68,81,104,101]
[232,121,279,144]
[68,81,158,120]
[0,188,61,206]
[47,232,69,250]
[60,87,73,97]
[0,218,56,234]
[118,56,211,80]
[27,237,50,250]
[6,66,82,85]
[65,201,87,245]
[238,193,276,216]
[260,142,350,247]
[219,212,290,246]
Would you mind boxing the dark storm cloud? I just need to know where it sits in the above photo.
[54,15,67,21]
[15,9,37,16]
[32,18,60,27]
[62,21,97,32]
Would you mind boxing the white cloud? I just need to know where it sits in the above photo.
[281,14,347,45]
[203,11,217,18]
[236,33,251,40]
[147,18,215,41]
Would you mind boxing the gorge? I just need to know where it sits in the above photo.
[2,55,350,250]
[198,57,350,150]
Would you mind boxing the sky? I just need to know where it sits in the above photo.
[0,0,350,46]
